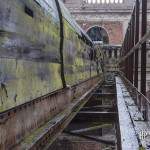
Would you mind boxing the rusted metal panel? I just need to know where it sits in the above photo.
[0,0,102,149]
[0,0,63,112]
[14,76,102,150]
[62,19,97,86]
[59,0,98,86]
[0,0,100,114]
[0,76,102,149]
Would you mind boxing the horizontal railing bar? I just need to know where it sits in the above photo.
[119,72,150,105]
[119,29,150,63]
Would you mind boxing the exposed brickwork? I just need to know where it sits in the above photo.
[63,0,135,44]
[63,0,150,45]
[78,21,123,44]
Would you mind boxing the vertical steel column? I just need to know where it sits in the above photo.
[120,46,123,73]
[128,27,131,81]
[128,22,132,82]
[122,42,125,74]
[134,0,140,89]
[124,33,128,78]
[130,11,135,83]
[126,28,130,79]
[128,25,131,81]
[141,0,147,96]
[132,14,135,82]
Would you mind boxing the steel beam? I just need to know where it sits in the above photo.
[0,76,101,149]
[134,0,140,89]
[119,30,150,63]
[130,10,135,83]
[126,28,130,79]
[140,0,147,96]
[128,24,132,81]
[68,124,112,134]
[72,112,116,123]
[81,105,114,111]
[64,131,115,146]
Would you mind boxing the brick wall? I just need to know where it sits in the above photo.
[78,21,123,44]
[63,0,133,45]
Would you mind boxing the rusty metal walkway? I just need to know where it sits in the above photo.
[49,75,150,150]
[0,72,150,149]
[0,0,150,149]
[116,76,150,150]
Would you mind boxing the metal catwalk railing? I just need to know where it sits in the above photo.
[119,0,150,121]
[120,73,150,121]
[119,0,148,93]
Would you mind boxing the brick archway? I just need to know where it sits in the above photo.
[79,21,123,45]
[86,25,109,44]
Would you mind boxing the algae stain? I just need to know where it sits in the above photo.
[1,83,8,98]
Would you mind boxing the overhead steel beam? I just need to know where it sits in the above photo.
[130,9,135,83]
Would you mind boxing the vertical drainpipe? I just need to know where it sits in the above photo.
[55,0,66,88]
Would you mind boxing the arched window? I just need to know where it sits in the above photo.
[87,26,109,44]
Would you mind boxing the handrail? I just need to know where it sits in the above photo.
[119,30,150,64]
[120,72,150,104]
[119,72,150,121]
[120,0,148,96]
